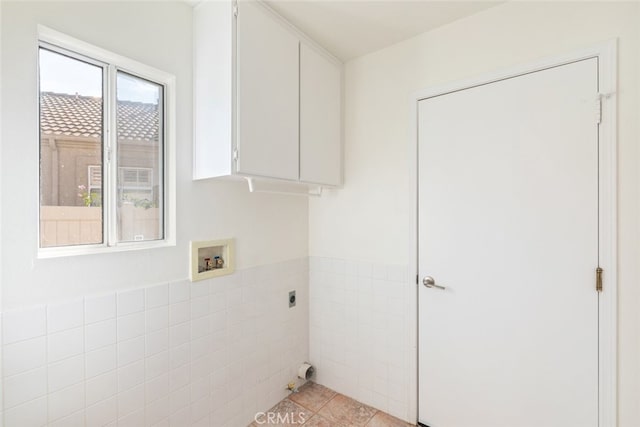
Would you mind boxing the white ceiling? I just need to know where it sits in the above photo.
[264,0,503,61]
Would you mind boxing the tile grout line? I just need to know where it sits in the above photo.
[314,390,338,415]
[362,406,379,427]
[286,386,390,427]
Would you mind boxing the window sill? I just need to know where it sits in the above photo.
[37,238,176,259]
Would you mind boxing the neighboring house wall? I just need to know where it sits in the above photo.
[40,135,161,207]
[40,135,100,206]
[39,131,163,246]
[39,91,162,208]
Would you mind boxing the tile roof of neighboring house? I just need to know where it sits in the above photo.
[40,92,159,142]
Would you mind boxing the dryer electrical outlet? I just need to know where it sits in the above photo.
[289,290,296,308]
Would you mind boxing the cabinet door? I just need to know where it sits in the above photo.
[236,1,299,180]
[299,43,342,186]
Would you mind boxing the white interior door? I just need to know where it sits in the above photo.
[418,58,599,427]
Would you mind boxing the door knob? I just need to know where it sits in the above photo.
[423,276,446,290]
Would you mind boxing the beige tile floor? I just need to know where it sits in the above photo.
[250,382,415,427]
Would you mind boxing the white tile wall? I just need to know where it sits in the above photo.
[308,256,411,421]
[48,327,84,363]
[3,337,46,377]
[47,300,84,334]
[85,294,116,325]
[2,306,46,344]
[1,258,309,427]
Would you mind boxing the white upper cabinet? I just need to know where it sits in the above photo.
[236,1,299,180]
[300,43,342,186]
[193,0,234,180]
[193,0,343,188]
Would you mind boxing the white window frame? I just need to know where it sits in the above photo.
[37,25,176,258]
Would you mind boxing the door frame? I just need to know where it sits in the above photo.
[407,40,617,426]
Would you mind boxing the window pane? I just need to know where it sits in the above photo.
[39,48,103,248]
[116,71,163,242]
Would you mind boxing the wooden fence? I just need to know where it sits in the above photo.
[40,205,160,247]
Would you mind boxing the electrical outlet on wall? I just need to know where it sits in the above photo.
[289,290,296,308]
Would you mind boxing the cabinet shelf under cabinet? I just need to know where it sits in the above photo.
[193,0,343,190]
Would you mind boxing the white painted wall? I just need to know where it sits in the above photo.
[0,2,3,424]
[0,1,4,427]
[0,1,308,309]
[309,1,639,425]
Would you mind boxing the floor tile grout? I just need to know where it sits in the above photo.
[260,382,413,427]
[363,409,380,427]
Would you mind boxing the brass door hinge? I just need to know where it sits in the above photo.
[596,267,603,292]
